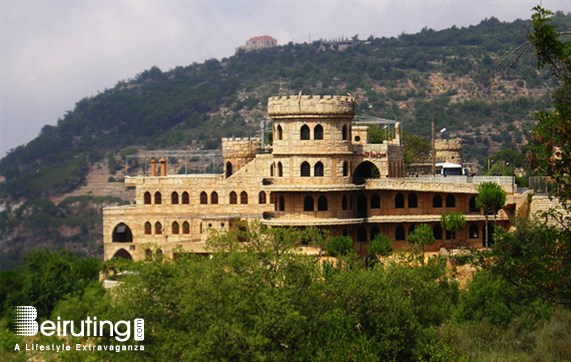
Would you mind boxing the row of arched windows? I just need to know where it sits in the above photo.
[144,221,191,235]
[303,195,328,212]
[271,160,350,178]
[274,124,350,141]
[144,191,268,205]
[392,193,462,209]
[357,223,482,242]
[144,191,190,205]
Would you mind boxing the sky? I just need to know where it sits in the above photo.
[2,0,571,157]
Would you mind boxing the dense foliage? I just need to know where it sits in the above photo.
[528,6,571,210]
[1,224,570,361]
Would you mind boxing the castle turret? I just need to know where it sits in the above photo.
[222,137,261,178]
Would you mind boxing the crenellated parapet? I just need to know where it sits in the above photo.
[222,137,261,158]
[268,95,356,119]
[435,138,463,163]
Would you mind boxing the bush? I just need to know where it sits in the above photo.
[368,233,393,257]
[454,270,551,327]
[326,235,354,257]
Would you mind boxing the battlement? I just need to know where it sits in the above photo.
[435,138,462,151]
[222,137,261,158]
[268,94,356,119]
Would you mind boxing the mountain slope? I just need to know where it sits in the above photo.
[0,13,570,267]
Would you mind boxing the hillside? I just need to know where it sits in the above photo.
[0,13,569,267]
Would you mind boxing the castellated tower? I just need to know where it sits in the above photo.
[222,137,261,178]
[435,138,462,163]
[102,93,508,263]
[268,95,356,185]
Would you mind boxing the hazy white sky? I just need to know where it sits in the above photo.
[1,0,570,156]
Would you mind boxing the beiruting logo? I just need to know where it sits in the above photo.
[13,306,144,342]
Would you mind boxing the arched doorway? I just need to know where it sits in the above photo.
[112,223,133,243]
[112,249,133,260]
[226,162,233,178]
[352,161,380,185]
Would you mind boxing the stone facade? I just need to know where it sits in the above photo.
[103,95,512,261]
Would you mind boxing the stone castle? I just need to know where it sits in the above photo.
[103,95,513,261]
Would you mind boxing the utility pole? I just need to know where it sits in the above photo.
[431,115,436,176]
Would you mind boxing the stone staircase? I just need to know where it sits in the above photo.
[529,195,569,226]
[53,162,134,203]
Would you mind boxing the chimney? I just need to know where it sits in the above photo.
[160,157,167,176]
[150,159,157,176]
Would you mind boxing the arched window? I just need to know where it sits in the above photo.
[314,124,324,140]
[469,197,479,212]
[172,221,180,234]
[240,191,248,204]
[144,222,152,235]
[433,224,443,240]
[278,196,285,211]
[277,125,283,140]
[395,225,406,241]
[314,161,324,177]
[301,162,311,177]
[358,227,367,242]
[226,162,233,178]
[200,191,207,204]
[408,193,418,208]
[258,191,267,204]
[182,191,189,204]
[171,192,179,205]
[145,249,153,261]
[446,229,454,240]
[211,192,218,204]
[304,196,314,211]
[300,125,310,140]
[433,194,443,208]
[342,195,348,210]
[370,227,380,241]
[342,125,348,140]
[317,195,328,211]
[112,223,133,243]
[278,162,283,177]
[343,161,349,177]
[155,222,162,235]
[446,194,456,208]
[144,192,151,205]
[270,163,274,177]
[395,193,405,208]
[154,192,162,205]
[469,224,479,239]
[408,225,416,235]
[182,221,190,234]
[229,191,237,204]
[370,194,381,209]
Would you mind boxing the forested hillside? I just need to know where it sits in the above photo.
[0,12,569,267]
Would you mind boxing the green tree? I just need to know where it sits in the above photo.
[402,132,431,166]
[440,212,467,245]
[368,233,393,257]
[486,220,571,306]
[528,6,571,211]
[326,235,354,257]
[4,249,100,319]
[476,182,506,247]
[408,224,435,261]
